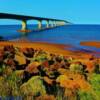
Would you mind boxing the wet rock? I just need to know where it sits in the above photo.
[4,45,15,54]
[23,48,34,58]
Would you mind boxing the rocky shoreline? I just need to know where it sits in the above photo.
[0,44,100,100]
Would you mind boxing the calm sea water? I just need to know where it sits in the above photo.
[0,24,100,52]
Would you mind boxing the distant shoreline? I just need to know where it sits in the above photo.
[80,41,100,48]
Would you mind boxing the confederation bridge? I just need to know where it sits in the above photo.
[0,13,69,32]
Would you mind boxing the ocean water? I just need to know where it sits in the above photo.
[0,24,100,52]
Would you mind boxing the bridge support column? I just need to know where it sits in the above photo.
[49,21,54,28]
[54,21,57,27]
[53,21,56,27]
[18,20,31,33]
[58,22,61,26]
[46,20,49,28]
[38,20,42,29]
[51,21,54,27]
[21,20,27,31]
[56,21,59,26]
[60,21,65,26]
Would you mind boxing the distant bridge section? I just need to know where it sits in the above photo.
[0,13,69,33]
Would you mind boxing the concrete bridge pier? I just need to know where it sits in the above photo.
[49,21,54,28]
[50,21,54,28]
[21,20,27,31]
[58,21,62,26]
[18,20,31,33]
[60,21,66,26]
[55,21,59,26]
[57,21,65,26]
[46,20,49,28]
[38,20,42,29]
[53,21,57,27]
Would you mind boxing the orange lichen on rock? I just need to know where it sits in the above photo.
[77,78,91,91]
[25,62,40,74]
[56,75,78,89]
[0,42,100,99]
[56,73,91,92]
[58,68,69,75]
[73,74,91,91]
[15,54,26,65]
[84,61,95,73]
[43,76,54,85]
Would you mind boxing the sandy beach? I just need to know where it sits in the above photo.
[0,41,98,60]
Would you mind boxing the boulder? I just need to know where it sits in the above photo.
[20,76,46,96]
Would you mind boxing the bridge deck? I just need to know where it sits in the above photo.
[0,13,68,22]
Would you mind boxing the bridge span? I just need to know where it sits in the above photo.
[0,13,69,33]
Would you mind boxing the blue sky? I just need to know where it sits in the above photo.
[0,0,100,24]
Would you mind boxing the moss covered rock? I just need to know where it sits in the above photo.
[20,76,46,96]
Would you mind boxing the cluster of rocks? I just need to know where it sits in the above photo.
[0,45,100,100]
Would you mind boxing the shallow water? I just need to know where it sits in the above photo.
[0,24,100,53]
